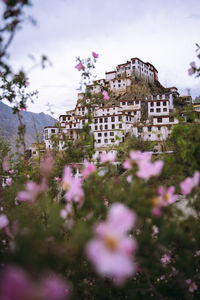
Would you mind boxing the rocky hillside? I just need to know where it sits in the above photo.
[0,101,57,152]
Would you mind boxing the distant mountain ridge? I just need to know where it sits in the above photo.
[0,101,57,152]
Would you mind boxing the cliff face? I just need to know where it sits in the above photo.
[0,101,57,152]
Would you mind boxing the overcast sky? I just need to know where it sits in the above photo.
[3,0,200,118]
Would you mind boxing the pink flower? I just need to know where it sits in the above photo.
[180,171,200,195]
[62,166,73,190]
[0,266,32,300]
[123,151,164,180]
[136,160,164,180]
[20,107,27,112]
[126,175,132,183]
[188,61,197,76]
[40,273,71,300]
[2,156,9,171]
[54,177,61,182]
[60,203,73,219]
[100,151,116,163]
[75,62,85,71]
[123,159,132,170]
[65,177,84,206]
[186,279,198,293]
[40,152,54,177]
[82,160,96,179]
[25,78,29,87]
[17,179,47,203]
[86,203,137,285]
[151,206,162,217]
[9,169,14,174]
[6,177,12,186]
[92,52,99,59]
[157,185,178,206]
[161,254,171,265]
[62,166,84,206]
[123,151,151,170]
[0,266,71,300]
[102,90,110,100]
[0,214,9,229]
[130,150,152,162]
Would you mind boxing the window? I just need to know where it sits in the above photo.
[136,101,139,104]
[104,132,107,137]
[169,117,174,122]
[100,118,103,123]
[151,102,154,107]
[150,109,154,112]
[104,139,108,143]
[95,119,98,123]
[118,116,122,121]
[138,127,143,133]
[119,124,122,129]
[100,125,103,130]
[98,139,101,143]
[163,101,167,106]
[158,127,161,131]
[95,125,98,130]
[159,95,162,99]
[111,117,115,122]
[128,112,131,115]
[148,127,152,132]
[51,129,55,133]
[98,133,102,137]
[158,118,162,123]
[110,132,114,136]
[122,102,126,105]
[156,102,160,106]
[163,108,167,112]
[112,124,115,129]
[156,108,161,112]
[105,125,108,129]
[111,139,115,143]
[104,118,108,123]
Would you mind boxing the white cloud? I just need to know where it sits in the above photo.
[4,0,200,117]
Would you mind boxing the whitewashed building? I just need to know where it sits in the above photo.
[43,57,184,156]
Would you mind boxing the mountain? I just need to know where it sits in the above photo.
[0,101,57,152]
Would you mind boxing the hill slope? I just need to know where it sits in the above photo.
[0,101,56,152]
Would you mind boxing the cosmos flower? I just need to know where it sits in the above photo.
[92,52,99,58]
[17,179,47,203]
[188,61,197,76]
[86,203,137,285]
[6,177,12,186]
[180,171,200,195]
[62,166,84,206]
[75,62,85,71]
[102,90,110,100]
[0,214,9,230]
[82,160,97,179]
[100,152,116,163]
